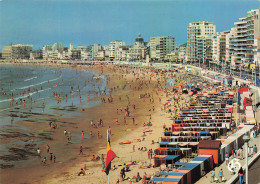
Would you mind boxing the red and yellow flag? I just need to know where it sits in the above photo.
[105,130,117,175]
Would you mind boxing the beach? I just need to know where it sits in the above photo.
[0,63,181,184]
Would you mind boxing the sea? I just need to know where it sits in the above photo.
[0,64,107,169]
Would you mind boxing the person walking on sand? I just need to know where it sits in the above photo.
[79,146,83,155]
[46,144,50,153]
[64,129,67,135]
[37,148,41,158]
[50,153,53,162]
[108,126,112,136]
[81,130,84,140]
[132,117,135,125]
[42,157,47,165]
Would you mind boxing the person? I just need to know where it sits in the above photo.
[219,169,223,183]
[46,144,50,153]
[135,172,142,182]
[253,144,257,155]
[225,152,229,165]
[49,153,53,162]
[42,157,47,165]
[120,168,125,181]
[37,148,41,157]
[79,146,83,155]
[211,169,215,183]
[81,130,84,140]
[238,167,244,184]
[53,155,56,163]
[240,148,244,160]
[78,168,85,176]
[102,160,105,170]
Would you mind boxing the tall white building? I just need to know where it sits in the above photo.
[226,27,237,66]
[187,21,216,63]
[149,36,176,61]
[52,43,64,51]
[108,40,125,60]
[232,8,259,65]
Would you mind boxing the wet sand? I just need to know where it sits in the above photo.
[0,64,175,183]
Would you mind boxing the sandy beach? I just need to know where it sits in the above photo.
[0,63,186,184]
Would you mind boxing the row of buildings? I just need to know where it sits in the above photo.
[1,34,176,62]
[1,7,259,68]
[186,7,260,68]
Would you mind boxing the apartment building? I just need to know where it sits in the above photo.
[149,36,176,61]
[108,40,125,60]
[217,31,230,63]
[2,44,33,59]
[232,8,259,65]
[187,21,216,63]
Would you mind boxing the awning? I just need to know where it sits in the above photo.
[157,147,169,151]
[164,155,179,160]
[178,143,189,146]
[154,155,166,159]
[168,142,179,146]
[189,142,199,146]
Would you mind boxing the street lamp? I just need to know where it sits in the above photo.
[243,134,250,184]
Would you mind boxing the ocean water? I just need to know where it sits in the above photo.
[0,64,107,122]
[0,64,107,168]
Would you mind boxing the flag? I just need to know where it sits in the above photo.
[256,75,260,86]
[105,130,117,175]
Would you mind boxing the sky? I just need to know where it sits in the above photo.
[0,0,259,50]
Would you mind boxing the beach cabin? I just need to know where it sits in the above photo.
[197,140,221,165]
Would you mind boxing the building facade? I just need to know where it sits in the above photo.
[128,34,146,61]
[108,40,125,60]
[232,8,259,66]
[2,44,33,59]
[187,21,216,63]
[149,36,176,61]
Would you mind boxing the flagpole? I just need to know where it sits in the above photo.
[107,129,109,184]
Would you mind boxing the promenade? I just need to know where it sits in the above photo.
[196,134,260,184]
